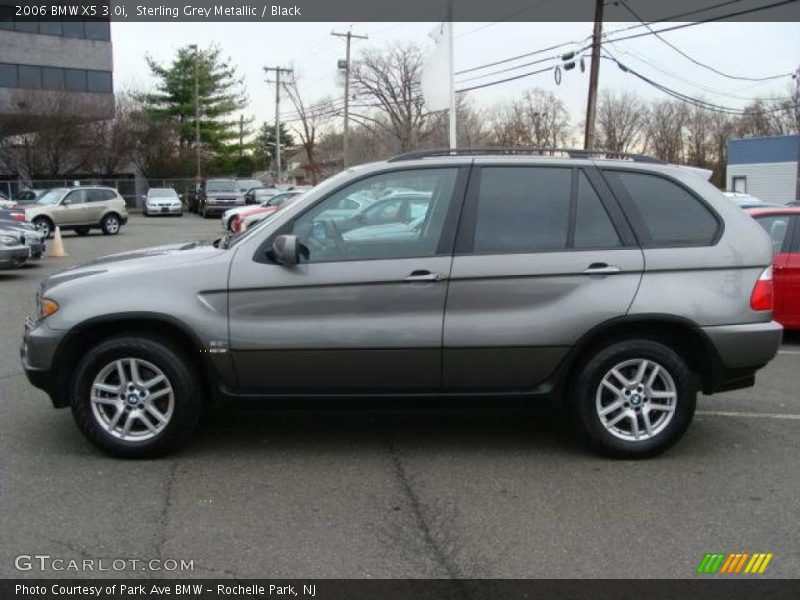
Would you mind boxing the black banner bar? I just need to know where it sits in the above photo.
[5,0,800,22]
[4,579,800,600]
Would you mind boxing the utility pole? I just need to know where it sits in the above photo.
[446,0,456,149]
[583,0,604,151]
[332,30,368,168]
[264,66,293,184]
[189,44,201,181]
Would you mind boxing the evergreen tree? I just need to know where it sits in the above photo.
[141,45,251,160]
[252,122,295,171]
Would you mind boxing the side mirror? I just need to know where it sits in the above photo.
[268,234,308,266]
[62,198,71,206]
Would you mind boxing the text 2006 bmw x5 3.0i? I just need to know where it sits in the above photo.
[21,150,783,458]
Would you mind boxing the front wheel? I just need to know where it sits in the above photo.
[33,217,52,239]
[572,339,696,458]
[70,336,201,457]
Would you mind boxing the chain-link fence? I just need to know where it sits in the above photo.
[0,177,198,209]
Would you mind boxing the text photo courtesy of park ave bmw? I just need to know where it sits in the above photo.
[1,0,799,598]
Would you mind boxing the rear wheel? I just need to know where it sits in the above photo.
[101,213,120,235]
[572,339,696,458]
[70,336,201,457]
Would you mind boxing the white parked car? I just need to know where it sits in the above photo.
[143,188,183,217]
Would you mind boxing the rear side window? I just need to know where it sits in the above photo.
[613,171,719,247]
[88,189,117,202]
[474,167,571,253]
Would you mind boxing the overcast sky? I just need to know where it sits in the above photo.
[111,21,799,136]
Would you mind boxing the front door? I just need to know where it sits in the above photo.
[58,189,91,225]
[228,166,468,393]
[443,165,645,390]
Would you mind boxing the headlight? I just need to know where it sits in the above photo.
[0,234,18,245]
[39,297,59,319]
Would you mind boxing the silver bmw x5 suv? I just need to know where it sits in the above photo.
[21,149,783,458]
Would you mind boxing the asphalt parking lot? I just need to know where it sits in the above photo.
[1,213,798,579]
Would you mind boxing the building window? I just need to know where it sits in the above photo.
[64,68,87,92]
[0,63,111,94]
[0,64,17,87]
[42,67,65,90]
[61,18,86,38]
[17,65,42,89]
[732,176,747,193]
[38,20,63,36]
[84,19,111,41]
[87,70,112,93]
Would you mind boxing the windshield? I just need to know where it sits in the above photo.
[206,180,238,193]
[36,189,69,205]
[148,188,178,198]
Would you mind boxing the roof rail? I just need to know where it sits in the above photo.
[387,147,666,164]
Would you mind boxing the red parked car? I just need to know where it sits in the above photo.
[747,206,800,330]
[230,191,302,233]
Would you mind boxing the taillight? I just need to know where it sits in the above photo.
[12,213,25,222]
[750,266,774,311]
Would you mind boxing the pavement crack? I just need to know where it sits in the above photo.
[381,425,472,599]
[155,460,178,559]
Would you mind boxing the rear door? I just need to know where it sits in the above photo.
[443,164,644,390]
[86,189,115,222]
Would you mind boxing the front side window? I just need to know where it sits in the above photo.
[474,167,572,253]
[291,168,458,262]
[613,171,719,247]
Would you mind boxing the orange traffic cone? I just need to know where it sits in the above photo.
[49,226,69,258]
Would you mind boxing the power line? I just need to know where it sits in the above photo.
[603,53,798,115]
[616,0,795,82]
[455,66,556,93]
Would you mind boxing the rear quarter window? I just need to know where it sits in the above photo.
[610,171,720,247]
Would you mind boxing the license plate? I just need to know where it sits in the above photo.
[161,207,169,213]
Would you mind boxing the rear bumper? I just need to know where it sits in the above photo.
[0,245,29,269]
[700,321,783,394]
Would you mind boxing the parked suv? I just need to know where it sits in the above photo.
[21,150,782,458]
[197,179,245,218]
[25,187,128,238]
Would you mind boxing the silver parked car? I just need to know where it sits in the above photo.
[21,149,782,458]
[143,188,183,217]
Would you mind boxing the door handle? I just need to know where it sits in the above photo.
[404,270,445,282]
[582,263,621,275]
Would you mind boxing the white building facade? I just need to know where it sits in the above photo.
[726,134,799,204]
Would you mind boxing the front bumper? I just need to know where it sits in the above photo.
[0,245,29,269]
[147,204,183,215]
[21,317,66,407]
[700,320,783,393]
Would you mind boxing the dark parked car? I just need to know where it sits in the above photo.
[21,149,782,459]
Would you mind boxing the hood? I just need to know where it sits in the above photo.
[206,190,244,198]
[42,240,225,292]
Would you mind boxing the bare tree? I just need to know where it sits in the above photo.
[488,89,572,148]
[685,104,713,169]
[350,43,429,152]
[84,94,137,177]
[0,90,98,178]
[596,90,646,153]
[283,75,334,183]
[645,100,687,163]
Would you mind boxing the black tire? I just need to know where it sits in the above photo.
[101,213,121,235]
[33,216,53,239]
[74,227,90,236]
[571,339,696,459]
[70,335,201,458]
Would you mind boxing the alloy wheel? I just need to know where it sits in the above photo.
[595,358,677,442]
[90,358,174,441]
[104,216,120,233]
